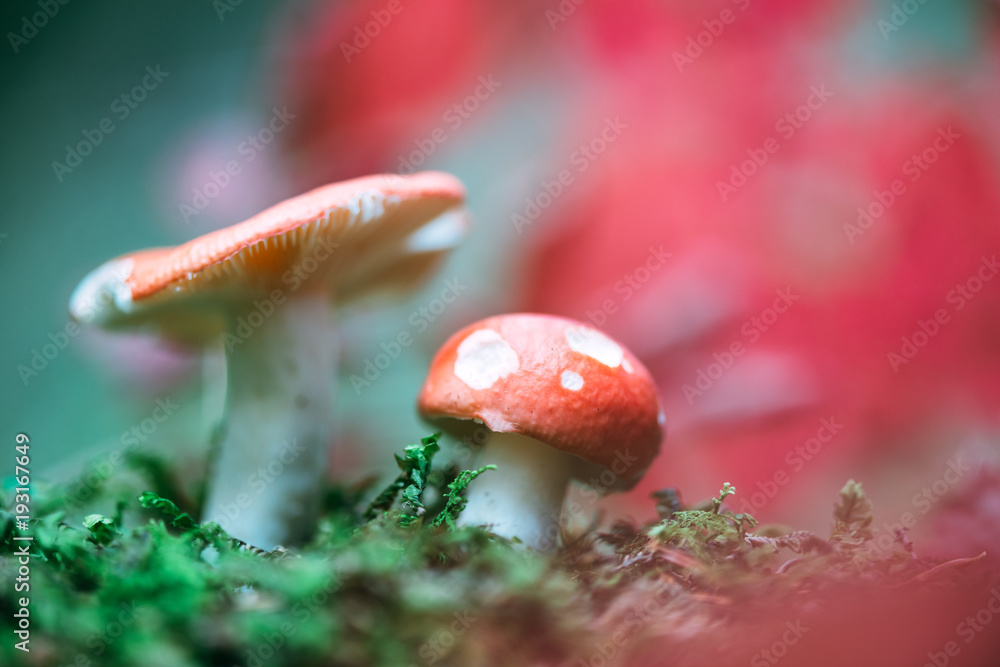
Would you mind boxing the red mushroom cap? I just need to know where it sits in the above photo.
[417,313,664,486]
[70,171,466,336]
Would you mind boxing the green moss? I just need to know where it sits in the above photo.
[0,442,981,666]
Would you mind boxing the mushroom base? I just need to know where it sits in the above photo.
[202,291,336,549]
[458,432,575,552]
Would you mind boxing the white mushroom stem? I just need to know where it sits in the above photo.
[458,432,575,553]
[202,291,336,549]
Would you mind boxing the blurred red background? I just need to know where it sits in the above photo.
[5,0,998,663]
[249,0,1000,572]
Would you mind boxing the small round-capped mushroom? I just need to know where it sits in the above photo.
[71,172,467,549]
[417,313,664,551]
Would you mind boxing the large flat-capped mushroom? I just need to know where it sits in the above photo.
[71,172,467,549]
[417,313,664,552]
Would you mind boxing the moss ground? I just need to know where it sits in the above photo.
[2,435,995,667]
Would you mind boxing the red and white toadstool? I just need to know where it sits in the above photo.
[70,172,467,549]
[417,313,664,551]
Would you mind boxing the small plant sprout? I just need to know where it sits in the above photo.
[417,313,665,552]
[362,432,496,529]
[70,172,468,549]
[713,482,736,514]
[647,483,757,553]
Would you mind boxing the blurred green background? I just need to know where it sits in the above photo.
[1,2,298,474]
[0,1,528,481]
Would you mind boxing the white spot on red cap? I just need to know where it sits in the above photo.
[561,370,584,391]
[565,326,623,368]
[454,329,519,390]
[622,358,634,373]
